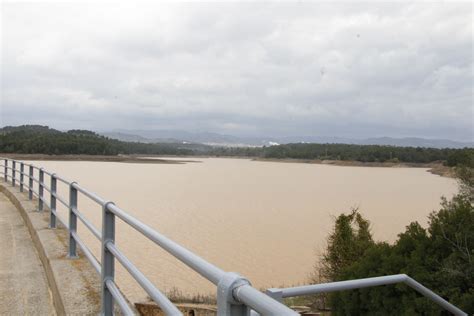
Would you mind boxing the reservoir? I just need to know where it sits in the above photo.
[28,158,458,302]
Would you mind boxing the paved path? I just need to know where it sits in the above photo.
[0,192,55,315]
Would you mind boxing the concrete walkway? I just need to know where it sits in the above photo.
[0,192,55,315]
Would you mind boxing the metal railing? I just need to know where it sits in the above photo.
[0,158,467,316]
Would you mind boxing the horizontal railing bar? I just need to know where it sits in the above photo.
[107,203,225,285]
[55,175,71,185]
[71,231,101,274]
[40,197,51,210]
[30,187,39,197]
[42,169,53,176]
[404,277,466,316]
[106,242,182,315]
[72,183,106,205]
[73,208,101,240]
[17,171,29,177]
[105,279,134,316]
[42,183,52,193]
[52,192,69,208]
[279,274,407,297]
[29,188,48,205]
[276,274,467,316]
[51,209,68,230]
[234,285,298,315]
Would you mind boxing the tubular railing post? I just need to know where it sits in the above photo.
[3,159,6,182]
[38,168,44,211]
[68,183,78,258]
[12,160,16,187]
[49,174,57,229]
[20,163,24,192]
[101,201,116,316]
[28,166,33,200]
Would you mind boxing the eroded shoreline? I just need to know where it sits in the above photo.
[0,153,454,177]
[0,153,197,164]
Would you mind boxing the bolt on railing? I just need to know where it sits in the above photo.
[0,158,467,316]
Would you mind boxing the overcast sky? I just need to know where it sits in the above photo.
[1,1,472,140]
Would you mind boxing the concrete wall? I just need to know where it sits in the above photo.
[0,183,102,315]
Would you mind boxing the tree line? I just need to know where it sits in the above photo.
[0,125,195,156]
[1,125,472,167]
[314,165,473,314]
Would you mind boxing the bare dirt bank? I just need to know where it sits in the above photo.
[0,154,455,177]
[253,158,455,178]
[0,154,196,164]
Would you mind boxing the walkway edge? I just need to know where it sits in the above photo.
[1,184,66,315]
[0,183,101,315]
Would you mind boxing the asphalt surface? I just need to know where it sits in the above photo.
[0,192,55,315]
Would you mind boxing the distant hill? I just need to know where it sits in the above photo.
[2,125,472,166]
[360,137,473,149]
[0,125,60,135]
[103,129,268,147]
[103,129,473,149]
[0,125,196,155]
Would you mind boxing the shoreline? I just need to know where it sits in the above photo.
[252,158,455,178]
[0,153,196,164]
[0,153,454,177]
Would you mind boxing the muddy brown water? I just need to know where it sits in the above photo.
[28,158,457,302]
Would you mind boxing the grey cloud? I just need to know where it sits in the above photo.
[1,2,472,141]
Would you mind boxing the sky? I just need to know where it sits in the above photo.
[1,1,473,141]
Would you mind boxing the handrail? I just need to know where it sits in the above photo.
[107,203,226,285]
[267,274,467,316]
[0,158,467,316]
[0,158,299,316]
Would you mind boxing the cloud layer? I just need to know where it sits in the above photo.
[1,1,472,140]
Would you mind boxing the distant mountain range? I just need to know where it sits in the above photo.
[101,130,473,149]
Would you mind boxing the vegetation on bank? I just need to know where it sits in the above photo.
[1,125,472,167]
[0,125,196,156]
[314,165,474,314]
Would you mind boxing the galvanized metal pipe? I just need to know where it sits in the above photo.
[405,277,467,316]
[38,168,44,211]
[72,208,101,240]
[71,231,101,274]
[12,161,16,187]
[50,174,57,228]
[106,242,182,315]
[55,175,71,185]
[234,285,298,315]
[20,163,24,192]
[107,203,226,285]
[277,274,467,315]
[68,183,78,258]
[28,165,33,200]
[280,274,406,297]
[72,183,106,205]
[105,279,134,316]
[101,201,116,316]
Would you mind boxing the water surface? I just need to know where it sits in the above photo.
[30,158,457,302]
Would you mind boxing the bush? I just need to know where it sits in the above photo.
[318,166,474,314]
